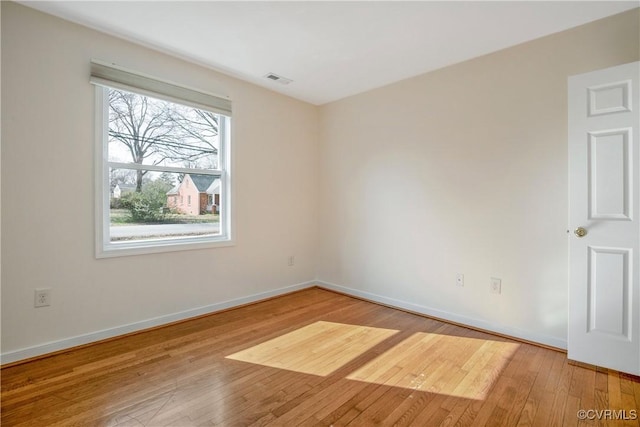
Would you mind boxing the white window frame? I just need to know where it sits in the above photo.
[92,62,234,258]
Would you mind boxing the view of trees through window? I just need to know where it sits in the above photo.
[107,88,224,242]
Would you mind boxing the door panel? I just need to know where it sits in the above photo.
[589,129,631,219]
[568,61,639,375]
[587,247,630,338]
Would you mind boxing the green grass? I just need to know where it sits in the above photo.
[110,209,220,226]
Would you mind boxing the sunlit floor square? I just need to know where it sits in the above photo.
[347,332,520,399]
[226,321,398,376]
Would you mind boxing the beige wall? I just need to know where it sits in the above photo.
[317,9,640,348]
[1,2,319,358]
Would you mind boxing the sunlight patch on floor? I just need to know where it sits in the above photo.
[225,321,398,376]
[347,332,520,400]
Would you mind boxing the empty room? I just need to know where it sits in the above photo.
[2,1,640,426]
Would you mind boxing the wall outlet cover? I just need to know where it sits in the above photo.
[34,288,51,307]
[490,278,502,294]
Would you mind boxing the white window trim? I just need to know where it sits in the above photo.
[93,71,234,258]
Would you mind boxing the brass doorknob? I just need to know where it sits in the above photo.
[574,227,587,238]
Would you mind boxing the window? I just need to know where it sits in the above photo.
[92,62,233,257]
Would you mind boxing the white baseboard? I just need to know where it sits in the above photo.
[316,280,567,350]
[1,281,316,365]
[2,279,567,365]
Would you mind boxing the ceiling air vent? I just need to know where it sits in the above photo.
[264,73,293,85]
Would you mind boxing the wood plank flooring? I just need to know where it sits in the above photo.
[2,287,639,426]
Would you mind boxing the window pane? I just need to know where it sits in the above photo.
[109,169,222,243]
[108,88,220,170]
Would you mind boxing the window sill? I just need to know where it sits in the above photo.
[96,235,235,258]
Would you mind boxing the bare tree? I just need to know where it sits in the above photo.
[172,109,219,169]
[108,89,219,191]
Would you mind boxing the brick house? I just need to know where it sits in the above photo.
[166,174,220,215]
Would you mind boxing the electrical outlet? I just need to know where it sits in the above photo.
[34,288,51,307]
[456,273,464,287]
[490,278,502,294]
[287,256,295,267]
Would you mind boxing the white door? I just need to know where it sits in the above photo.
[568,61,640,375]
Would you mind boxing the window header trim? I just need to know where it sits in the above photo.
[90,60,232,116]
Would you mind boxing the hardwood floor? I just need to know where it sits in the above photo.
[2,287,639,426]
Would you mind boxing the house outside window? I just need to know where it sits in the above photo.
[92,62,233,257]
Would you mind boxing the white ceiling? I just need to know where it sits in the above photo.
[20,1,639,105]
